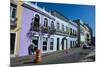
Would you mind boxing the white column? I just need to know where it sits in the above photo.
[64,40,66,49]
[38,36,43,51]
[47,38,50,52]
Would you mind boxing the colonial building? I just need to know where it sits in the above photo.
[84,23,93,45]
[10,0,23,57]
[10,1,92,57]
[16,2,78,56]
[73,19,92,47]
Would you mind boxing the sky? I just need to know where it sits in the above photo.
[32,2,95,37]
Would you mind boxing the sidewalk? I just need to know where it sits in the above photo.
[11,48,82,66]
[80,50,95,62]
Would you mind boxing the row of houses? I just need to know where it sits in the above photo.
[10,0,92,57]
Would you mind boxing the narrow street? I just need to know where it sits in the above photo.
[42,49,94,64]
[11,47,95,66]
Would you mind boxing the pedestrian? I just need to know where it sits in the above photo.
[28,43,35,55]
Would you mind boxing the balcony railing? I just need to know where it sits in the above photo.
[10,17,17,29]
[33,26,40,32]
[56,29,68,36]
[49,27,56,34]
[40,26,56,34]
[41,26,48,33]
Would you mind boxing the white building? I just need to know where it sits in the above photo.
[23,2,78,53]
[73,19,92,47]
[10,1,78,57]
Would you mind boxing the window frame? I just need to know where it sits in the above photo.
[44,18,48,27]
[57,23,60,30]
[62,24,64,31]
[33,14,40,27]
[42,37,48,51]
[51,21,54,28]
[50,38,54,50]
[10,6,17,18]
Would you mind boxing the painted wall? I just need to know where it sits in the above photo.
[19,7,34,56]
[19,3,78,56]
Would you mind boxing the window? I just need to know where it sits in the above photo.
[50,38,54,50]
[34,14,40,27]
[66,26,67,32]
[57,23,60,30]
[43,38,47,51]
[44,18,48,27]
[73,29,74,36]
[62,24,64,31]
[51,21,54,28]
[10,5,17,18]
[70,28,72,35]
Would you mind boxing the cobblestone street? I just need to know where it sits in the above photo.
[11,47,95,66]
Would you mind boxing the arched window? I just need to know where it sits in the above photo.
[57,23,60,30]
[44,18,48,27]
[34,14,40,27]
[51,21,54,28]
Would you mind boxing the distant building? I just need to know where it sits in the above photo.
[73,19,92,47]
[84,23,93,45]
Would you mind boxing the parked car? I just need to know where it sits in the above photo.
[82,44,91,49]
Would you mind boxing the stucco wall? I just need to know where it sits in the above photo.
[19,7,34,56]
[19,4,78,56]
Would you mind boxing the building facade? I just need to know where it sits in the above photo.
[10,0,23,57]
[10,1,92,57]
[18,2,78,56]
[73,19,92,47]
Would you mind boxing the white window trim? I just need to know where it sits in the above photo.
[50,38,54,50]
[10,6,17,18]
[42,38,48,51]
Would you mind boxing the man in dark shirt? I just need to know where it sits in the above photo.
[28,43,35,55]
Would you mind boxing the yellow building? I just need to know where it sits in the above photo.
[10,0,23,57]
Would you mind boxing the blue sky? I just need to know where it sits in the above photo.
[32,2,95,36]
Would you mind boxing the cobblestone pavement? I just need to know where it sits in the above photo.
[10,47,95,67]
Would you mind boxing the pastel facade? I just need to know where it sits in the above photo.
[10,1,92,57]
[10,0,23,57]
[18,2,78,56]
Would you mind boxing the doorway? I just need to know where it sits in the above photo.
[31,37,38,50]
[62,39,64,50]
[10,33,16,55]
[57,38,60,50]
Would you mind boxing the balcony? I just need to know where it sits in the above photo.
[69,32,78,38]
[40,26,56,34]
[49,27,56,34]
[10,17,17,29]
[29,22,40,32]
[33,26,40,32]
[56,29,68,36]
[41,26,49,33]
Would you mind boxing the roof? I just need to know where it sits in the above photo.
[51,10,69,22]
[51,11,77,27]
[23,2,55,21]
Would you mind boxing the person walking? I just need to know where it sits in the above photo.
[28,43,35,55]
